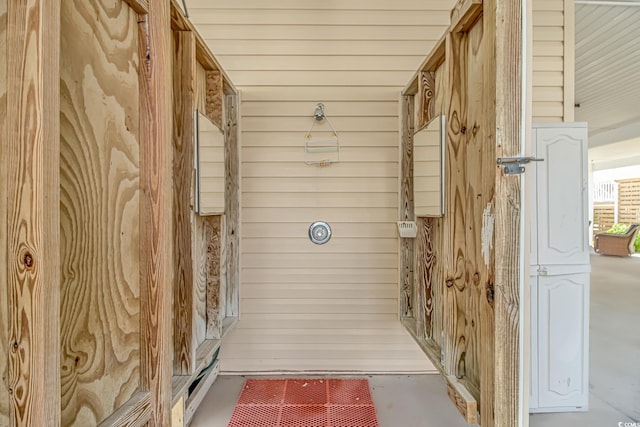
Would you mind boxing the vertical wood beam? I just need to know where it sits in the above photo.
[172,30,197,376]
[205,216,223,340]
[6,0,60,425]
[492,0,522,425]
[138,1,173,425]
[418,71,436,128]
[205,70,223,129]
[400,95,415,320]
[224,93,240,317]
[0,0,9,420]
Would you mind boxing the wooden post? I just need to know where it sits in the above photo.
[172,29,197,375]
[139,1,173,425]
[224,93,240,317]
[5,0,61,425]
[492,0,522,425]
[400,95,415,320]
[0,0,9,421]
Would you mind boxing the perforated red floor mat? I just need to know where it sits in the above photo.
[228,378,380,427]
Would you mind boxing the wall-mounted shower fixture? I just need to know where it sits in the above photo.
[309,221,332,245]
[314,103,326,121]
[305,103,340,167]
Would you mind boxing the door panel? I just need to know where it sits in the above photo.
[530,123,590,413]
[537,273,589,410]
[536,128,589,266]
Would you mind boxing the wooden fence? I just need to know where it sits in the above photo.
[593,178,640,237]
[618,178,640,225]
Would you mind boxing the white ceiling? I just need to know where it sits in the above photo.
[575,0,640,165]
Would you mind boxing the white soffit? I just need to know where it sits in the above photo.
[575,1,640,148]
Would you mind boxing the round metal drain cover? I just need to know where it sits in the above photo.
[309,221,332,245]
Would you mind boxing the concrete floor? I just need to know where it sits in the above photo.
[190,375,474,427]
[190,254,639,426]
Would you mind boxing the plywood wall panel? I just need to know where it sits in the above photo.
[59,1,140,425]
[0,0,9,423]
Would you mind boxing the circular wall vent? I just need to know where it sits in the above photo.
[309,221,332,245]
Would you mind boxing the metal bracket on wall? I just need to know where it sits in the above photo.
[497,156,544,175]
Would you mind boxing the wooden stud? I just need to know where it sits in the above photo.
[206,70,224,129]
[422,34,447,72]
[0,1,9,421]
[169,0,237,95]
[403,34,447,96]
[6,0,61,425]
[492,0,522,424]
[99,393,151,427]
[138,1,173,425]
[193,216,208,347]
[171,396,185,427]
[224,94,240,317]
[123,0,149,14]
[205,216,223,340]
[480,6,498,425]
[447,376,479,424]
[400,95,415,320]
[415,218,435,340]
[450,0,483,33]
[170,0,189,31]
[418,71,437,129]
[172,29,197,376]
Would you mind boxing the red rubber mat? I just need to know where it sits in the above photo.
[228,378,380,427]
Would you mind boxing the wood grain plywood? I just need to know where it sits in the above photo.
[6,0,61,423]
[139,1,173,424]
[172,29,197,375]
[0,0,8,422]
[59,1,140,424]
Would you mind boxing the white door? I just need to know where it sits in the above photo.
[535,127,590,266]
[530,123,590,412]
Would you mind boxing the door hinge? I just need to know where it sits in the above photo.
[497,156,544,175]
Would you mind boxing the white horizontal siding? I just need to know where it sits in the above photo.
[532,0,567,122]
[190,0,452,373]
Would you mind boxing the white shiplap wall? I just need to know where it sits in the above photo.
[189,0,456,373]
